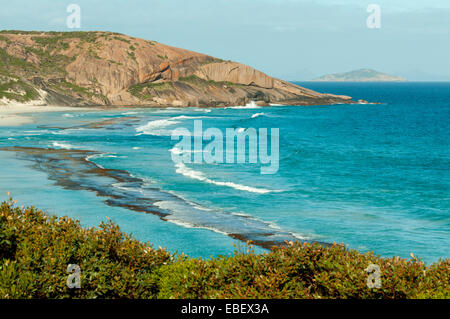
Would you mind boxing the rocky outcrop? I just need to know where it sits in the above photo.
[195,62,274,89]
[0,31,355,107]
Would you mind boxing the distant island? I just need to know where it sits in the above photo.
[313,69,407,82]
[0,31,354,107]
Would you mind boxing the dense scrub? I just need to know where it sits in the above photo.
[0,198,448,299]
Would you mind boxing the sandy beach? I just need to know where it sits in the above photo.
[0,105,96,127]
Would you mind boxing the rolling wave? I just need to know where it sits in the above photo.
[135,115,216,136]
[171,115,214,120]
[225,101,261,109]
[2,146,313,249]
[174,161,274,194]
[251,112,265,119]
[136,118,180,136]
[51,141,79,149]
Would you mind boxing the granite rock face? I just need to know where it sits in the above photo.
[0,31,354,107]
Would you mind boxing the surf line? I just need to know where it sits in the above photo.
[0,146,322,250]
[171,120,279,175]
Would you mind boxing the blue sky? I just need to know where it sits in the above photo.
[0,0,449,80]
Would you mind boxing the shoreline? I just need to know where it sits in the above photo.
[0,98,373,128]
[1,145,308,251]
[0,104,100,127]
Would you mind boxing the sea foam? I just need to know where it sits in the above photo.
[226,101,261,109]
[51,141,78,149]
[174,161,273,194]
[251,112,265,119]
[136,118,180,136]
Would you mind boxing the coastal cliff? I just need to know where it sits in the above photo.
[0,31,354,107]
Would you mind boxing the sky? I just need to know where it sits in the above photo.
[0,0,449,80]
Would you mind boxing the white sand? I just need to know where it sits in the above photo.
[0,114,34,126]
[0,105,94,126]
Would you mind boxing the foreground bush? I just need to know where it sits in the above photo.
[0,199,448,299]
[0,199,172,298]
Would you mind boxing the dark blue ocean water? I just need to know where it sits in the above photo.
[0,82,449,263]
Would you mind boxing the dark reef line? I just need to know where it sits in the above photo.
[1,146,329,250]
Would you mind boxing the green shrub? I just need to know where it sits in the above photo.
[0,198,448,299]
[127,81,174,100]
[0,216,16,260]
[113,36,131,44]
[127,51,137,62]
[156,244,449,299]
[0,198,172,298]
[0,79,40,102]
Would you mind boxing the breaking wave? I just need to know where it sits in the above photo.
[51,141,79,149]
[226,101,261,109]
[136,119,181,136]
[174,161,273,194]
[251,112,266,119]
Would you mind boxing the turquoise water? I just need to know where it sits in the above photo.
[0,82,449,263]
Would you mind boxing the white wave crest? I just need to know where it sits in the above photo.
[166,218,230,236]
[170,146,204,155]
[174,162,273,194]
[226,101,261,109]
[86,153,118,160]
[193,108,212,113]
[171,115,213,120]
[136,119,180,136]
[251,112,265,119]
[51,141,78,149]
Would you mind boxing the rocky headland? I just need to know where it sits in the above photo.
[0,31,355,107]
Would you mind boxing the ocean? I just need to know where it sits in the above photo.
[0,82,449,263]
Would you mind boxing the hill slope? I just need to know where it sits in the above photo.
[0,31,354,107]
[313,69,407,82]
